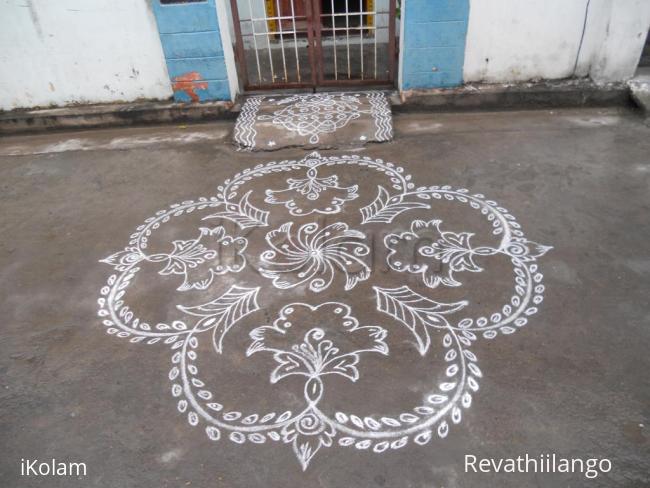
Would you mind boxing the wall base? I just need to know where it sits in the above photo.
[394,79,631,112]
[0,101,235,135]
[1,79,635,135]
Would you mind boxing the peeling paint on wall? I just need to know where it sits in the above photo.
[172,72,208,103]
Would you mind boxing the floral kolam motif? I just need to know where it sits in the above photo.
[98,152,552,470]
[258,93,364,144]
[234,92,393,150]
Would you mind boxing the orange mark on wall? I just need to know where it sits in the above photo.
[172,72,208,103]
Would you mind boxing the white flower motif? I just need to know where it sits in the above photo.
[385,219,490,288]
[259,222,371,292]
[247,302,389,383]
[265,167,358,215]
[100,227,247,291]
[247,302,387,470]
[157,226,247,291]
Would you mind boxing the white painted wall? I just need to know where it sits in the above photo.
[464,0,589,83]
[464,0,650,84]
[587,0,650,83]
[0,0,173,111]
[2,0,648,110]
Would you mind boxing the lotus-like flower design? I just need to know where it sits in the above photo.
[101,227,247,292]
[385,219,490,288]
[156,226,247,291]
[247,302,388,470]
[259,222,371,292]
[265,166,358,216]
[247,302,388,383]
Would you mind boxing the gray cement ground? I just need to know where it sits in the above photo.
[1,107,649,487]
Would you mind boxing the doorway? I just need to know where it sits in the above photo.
[229,0,397,90]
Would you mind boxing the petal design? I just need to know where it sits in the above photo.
[385,219,484,289]
[265,167,358,216]
[282,409,335,471]
[100,247,143,271]
[159,226,247,291]
[323,354,360,382]
[503,239,553,261]
[270,352,310,383]
[259,222,370,292]
[247,303,388,383]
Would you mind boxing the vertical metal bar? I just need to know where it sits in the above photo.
[304,0,318,87]
[387,0,397,84]
[373,4,377,79]
[275,0,288,81]
[229,0,249,88]
[330,0,337,80]
[345,0,351,78]
[263,0,276,82]
[359,1,364,79]
[289,0,301,82]
[246,0,263,84]
[312,0,324,85]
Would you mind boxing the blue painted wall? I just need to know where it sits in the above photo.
[151,0,231,102]
[401,0,470,89]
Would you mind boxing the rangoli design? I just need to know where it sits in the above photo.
[265,166,359,215]
[234,92,393,150]
[98,152,552,470]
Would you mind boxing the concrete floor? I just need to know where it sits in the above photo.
[0,107,649,487]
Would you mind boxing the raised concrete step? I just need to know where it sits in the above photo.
[0,100,234,135]
[233,91,393,151]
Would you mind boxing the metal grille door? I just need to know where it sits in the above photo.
[230,0,397,90]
